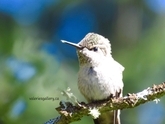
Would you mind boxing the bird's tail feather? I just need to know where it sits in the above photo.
[93,110,120,124]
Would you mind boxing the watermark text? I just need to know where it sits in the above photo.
[29,96,59,101]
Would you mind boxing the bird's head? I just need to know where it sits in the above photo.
[61,33,112,66]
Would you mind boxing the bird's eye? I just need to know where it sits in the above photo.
[93,47,98,52]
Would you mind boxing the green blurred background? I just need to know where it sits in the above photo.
[0,0,165,124]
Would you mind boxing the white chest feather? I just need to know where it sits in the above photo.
[78,60,124,102]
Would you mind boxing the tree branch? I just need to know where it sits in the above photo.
[44,82,165,124]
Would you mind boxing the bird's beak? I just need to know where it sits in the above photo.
[61,40,83,49]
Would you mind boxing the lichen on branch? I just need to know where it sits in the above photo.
[45,82,165,124]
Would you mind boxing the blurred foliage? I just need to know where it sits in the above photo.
[0,0,165,124]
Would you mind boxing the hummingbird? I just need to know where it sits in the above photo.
[61,33,124,124]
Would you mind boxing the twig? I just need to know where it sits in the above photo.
[44,82,165,124]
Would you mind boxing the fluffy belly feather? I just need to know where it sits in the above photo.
[78,65,120,102]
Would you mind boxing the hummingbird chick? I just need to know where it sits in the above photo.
[61,33,124,124]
